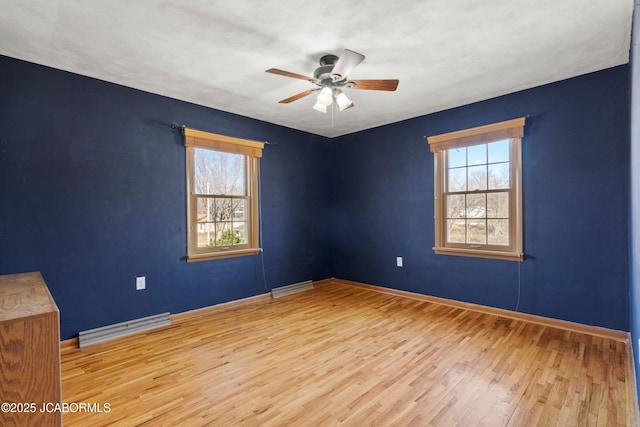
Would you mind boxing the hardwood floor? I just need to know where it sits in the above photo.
[61,282,637,426]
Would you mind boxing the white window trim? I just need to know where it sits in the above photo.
[184,128,264,262]
[428,117,525,262]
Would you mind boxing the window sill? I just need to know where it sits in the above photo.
[433,246,523,262]
[187,248,262,263]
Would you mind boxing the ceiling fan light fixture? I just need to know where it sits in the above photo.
[313,101,327,113]
[316,87,333,106]
[335,91,353,111]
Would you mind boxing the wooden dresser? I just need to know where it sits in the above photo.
[0,272,62,427]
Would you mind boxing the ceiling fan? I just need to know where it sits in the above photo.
[266,49,399,113]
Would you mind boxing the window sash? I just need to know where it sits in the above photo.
[442,190,515,251]
[194,195,250,250]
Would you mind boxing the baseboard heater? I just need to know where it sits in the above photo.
[78,312,171,348]
[271,280,314,298]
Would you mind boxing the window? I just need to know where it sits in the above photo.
[428,118,525,261]
[184,128,263,262]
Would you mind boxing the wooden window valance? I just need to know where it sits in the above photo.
[427,117,526,153]
[184,128,264,158]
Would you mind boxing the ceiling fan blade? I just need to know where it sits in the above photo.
[278,89,317,104]
[266,68,317,82]
[330,49,365,80]
[348,79,399,91]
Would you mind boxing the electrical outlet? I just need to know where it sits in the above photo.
[396,256,403,267]
[136,276,146,290]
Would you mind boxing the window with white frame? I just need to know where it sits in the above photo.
[428,118,525,261]
[184,128,263,262]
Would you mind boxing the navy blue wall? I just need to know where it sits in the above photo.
[629,0,640,400]
[331,65,630,331]
[0,56,332,339]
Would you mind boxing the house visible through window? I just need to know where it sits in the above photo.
[184,128,263,262]
[428,118,525,261]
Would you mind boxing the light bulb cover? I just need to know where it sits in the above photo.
[335,91,353,111]
[313,101,327,113]
[317,87,333,106]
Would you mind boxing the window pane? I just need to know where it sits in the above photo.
[467,165,487,191]
[487,193,509,218]
[196,196,214,223]
[214,198,235,222]
[467,144,486,166]
[197,222,215,248]
[214,222,232,246]
[446,195,465,218]
[233,199,247,220]
[233,222,247,244]
[467,220,486,244]
[488,162,510,190]
[448,168,467,192]
[194,148,245,196]
[448,148,466,168]
[466,193,486,218]
[488,219,509,245]
[488,140,509,163]
[447,219,466,243]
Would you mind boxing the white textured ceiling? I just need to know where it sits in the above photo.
[0,0,634,137]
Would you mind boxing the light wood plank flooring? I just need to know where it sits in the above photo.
[61,282,637,426]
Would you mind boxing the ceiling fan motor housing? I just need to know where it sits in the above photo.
[319,54,339,67]
[315,54,341,84]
